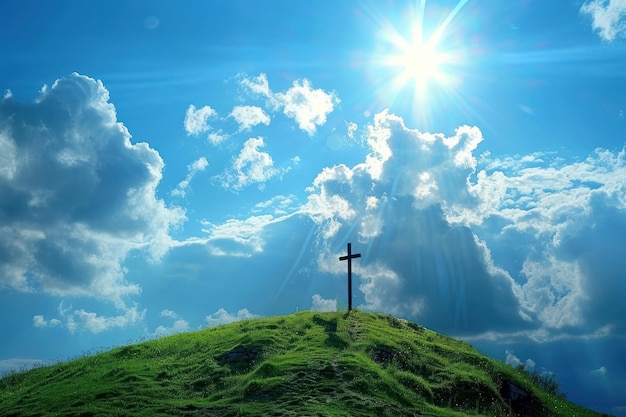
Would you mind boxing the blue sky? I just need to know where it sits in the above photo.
[1,0,626,414]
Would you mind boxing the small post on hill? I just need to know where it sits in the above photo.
[339,242,361,311]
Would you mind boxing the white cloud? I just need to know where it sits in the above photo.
[274,79,339,136]
[154,319,189,337]
[230,105,270,131]
[160,309,180,319]
[462,146,626,337]
[196,213,292,256]
[238,73,338,135]
[32,315,61,328]
[34,302,145,334]
[0,73,185,305]
[171,157,209,197]
[219,137,280,190]
[581,0,626,41]
[208,129,229,145]
[205,308,259,326]
[240,72,271,97]
[311,294,337,312]
[184,104,217,136]
[505,350,535,370]
[346,121,358,139]
[72,306,145,334]
[152,309,189,336]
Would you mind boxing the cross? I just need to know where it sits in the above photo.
[339,242,361,311]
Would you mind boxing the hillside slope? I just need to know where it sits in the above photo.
[0,311,610,416]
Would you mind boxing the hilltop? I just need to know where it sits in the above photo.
[0,311,610,416]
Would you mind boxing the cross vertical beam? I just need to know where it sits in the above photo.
[339,242,361,311]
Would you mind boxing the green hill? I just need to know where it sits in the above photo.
[0,311,610,416]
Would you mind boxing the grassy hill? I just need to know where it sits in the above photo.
[0,311,610,416]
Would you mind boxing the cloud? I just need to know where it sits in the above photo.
[505,350,535,370]
[195,213,292,256]
[239,73,339,135]
[230,105,270,131]
[273,79,339,136]
[311,294,337,312]
[154,319,189,337]
[462,146,626,339]
[0,73,185,305]
[184,104,217,136]
[240,72,271,97]
[34,301,145,334]
[171,157,209,197]
[581,0,626,41]
[33,315,61,328]
[346,121,358,139]
[160,309,180,319]
[154,310,189,337]
[205,308,259,326]
[591,366,608,376]
[207,130,229,145]
[70,306,145,334]
[218,137,281,190]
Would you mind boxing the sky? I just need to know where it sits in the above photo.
[1,0,626,414]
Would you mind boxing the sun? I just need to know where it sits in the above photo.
[371,0,469,116]
[385,30,447,96]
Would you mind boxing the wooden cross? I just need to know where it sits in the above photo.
[339,242,361,311]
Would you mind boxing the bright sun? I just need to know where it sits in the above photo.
[386,34,446,95]
[376,0,469,110]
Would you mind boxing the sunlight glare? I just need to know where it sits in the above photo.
[372,0,470,123]
[386,28,447,96]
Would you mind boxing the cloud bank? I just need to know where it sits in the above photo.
[0,73,184,307]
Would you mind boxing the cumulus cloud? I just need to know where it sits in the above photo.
[205,308,259,326]
[581,0,626,41]
[461,146,626,339]
[184,104,217,136]
[171,157,209,197]
[273,79,339,136]
[160,309,180,319]
[154,319,189,337]
[240,72,271,97]
[34,301,145,334]
[346,121,358,139]
[505,350,535,370]
[70,306,145,334]
[154,310,189,337]
[311,294,337,312]
[218,137,280,190]
[239,73,339,135]
[33,315,61,328]
[230,105,270,131]
[0,73,185,305]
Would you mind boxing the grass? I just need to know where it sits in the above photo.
[0,311,611,417]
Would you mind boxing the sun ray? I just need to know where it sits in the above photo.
[368,0,472,127]
[430,0,470,45]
